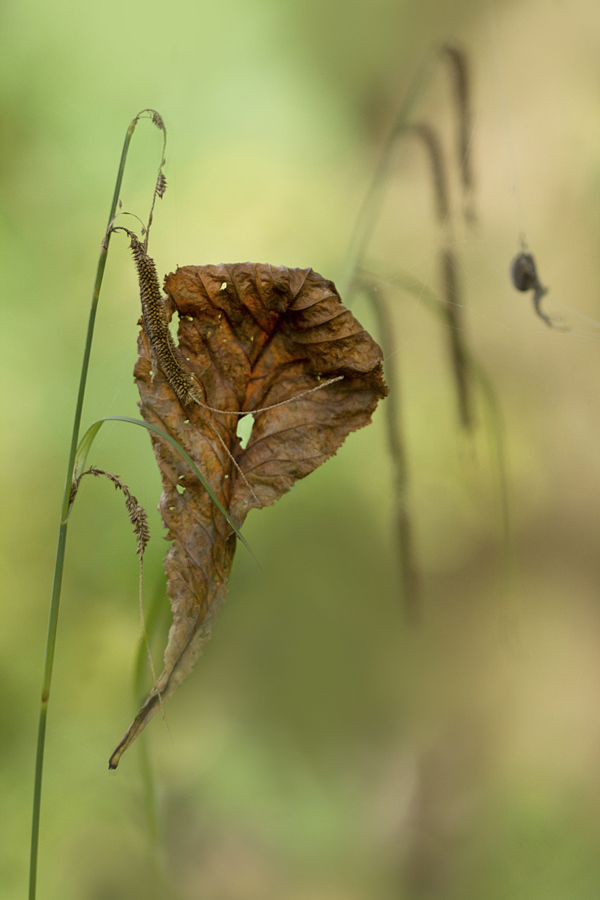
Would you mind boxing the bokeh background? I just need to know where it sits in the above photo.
[3,0,600,897]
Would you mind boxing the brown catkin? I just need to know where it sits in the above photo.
[129,234,196,407]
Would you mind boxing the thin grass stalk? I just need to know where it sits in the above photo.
[345,66,474,430]
[29,113,143,900]
[472,362,513,590]
[441,44,475,224]
[361,265,512,588]
[341,44,474,294]
[439,246,472,429]
[404,122,450,222]
[133,577,165,859]
[402,122,473,429]
[339,51,438,296]
[361,279,420,621]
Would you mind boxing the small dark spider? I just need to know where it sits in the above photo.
[510,252,549,325]
[510,251,562,329]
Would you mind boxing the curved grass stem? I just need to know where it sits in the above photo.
[28,111,157,900]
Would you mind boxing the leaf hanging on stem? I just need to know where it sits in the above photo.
[109,262,387,768]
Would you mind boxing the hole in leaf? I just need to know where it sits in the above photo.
[168,313,179,345]
[236,415,253,449]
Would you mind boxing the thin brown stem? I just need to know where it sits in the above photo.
[440,247,472,429]
[441,43,476,224]
[361,277,420,622]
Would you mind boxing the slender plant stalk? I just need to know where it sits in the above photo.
[28,112,150,900]
[404,122,450,222]
[361,278,420,621]
[398,121,473,430]
[472,360,513,588]
[132,576,182,899]
[396,120,474,428]
[133,577,165,856]
[342,50,474,429]
[441,43,476,224]
[339,50,438,296]
[361,265,512,583]
[439,245,472,429]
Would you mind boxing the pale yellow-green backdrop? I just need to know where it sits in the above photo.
[3,0,600,897]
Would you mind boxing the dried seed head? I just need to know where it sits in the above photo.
[73,467,150,558]
[156,171,167,199]
[151,111,165,132]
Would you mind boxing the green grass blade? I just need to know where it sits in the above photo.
[72,421,103,483]
[75,416,257,563]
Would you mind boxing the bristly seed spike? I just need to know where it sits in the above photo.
[151,111,165,131]
[127,231,192,401]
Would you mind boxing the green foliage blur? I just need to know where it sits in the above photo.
[3,0,600,897]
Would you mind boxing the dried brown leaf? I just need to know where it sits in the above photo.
[109,262,387,767]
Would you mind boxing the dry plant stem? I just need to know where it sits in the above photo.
[362,280,420,621]
[341,43,474,293]
[132,578,180,900]
[344,54,474,430]
[404,122,450,222]
[71,467,150,555]
[439,47,477,421]
[361,265,511,584]
[472,357,513,600]
[441,44,475,223]
[72,468,166,722]
[143,111,167,250]
[403,122,472,429]
[29,110,157,900]
[339,50,438,295]
[133,577,168,879]
[71,466,161,699]
[440,247,472,429]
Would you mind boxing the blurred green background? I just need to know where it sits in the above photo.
[3,0,600,897]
